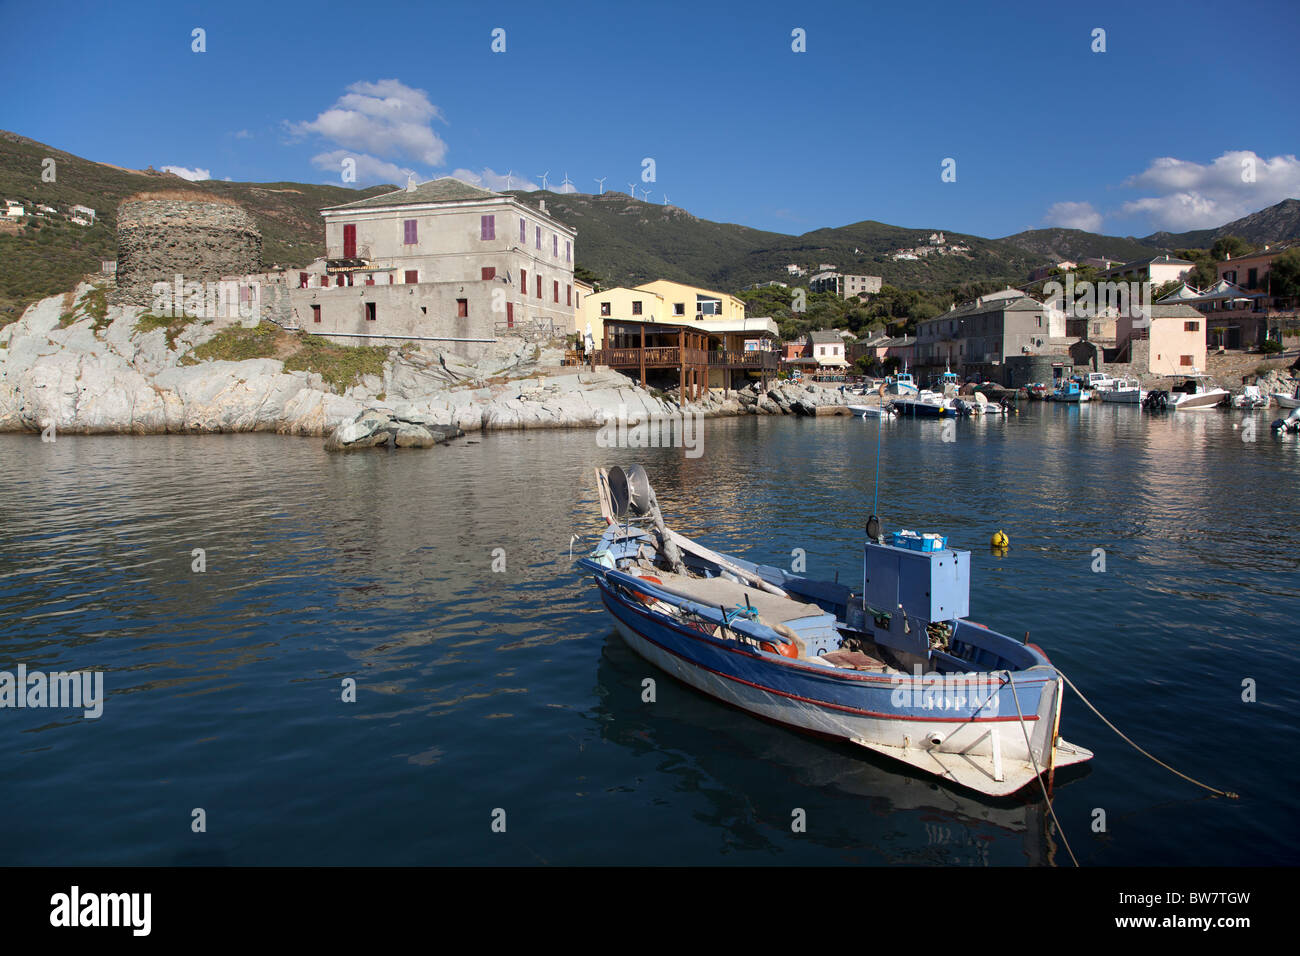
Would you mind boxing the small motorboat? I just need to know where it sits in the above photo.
[1052,380,1087,404]
[1234,385,1268,409]
[577,465,1093,797]
[1098,377,1145,404]
[1168,372,1228,410]
[891,390,953,417]
[847,404,895,419]
[1272,385,1300,409]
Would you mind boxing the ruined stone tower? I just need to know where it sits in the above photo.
[113,191,262,305]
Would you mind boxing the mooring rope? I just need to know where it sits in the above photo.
[1002,672,1079,868]
[1058,669,1239,800]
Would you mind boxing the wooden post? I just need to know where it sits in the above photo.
[639,322,646,389]
[679,326,685,402]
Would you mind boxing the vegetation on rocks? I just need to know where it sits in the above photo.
[283,334,388,392]
[135,311,192,349]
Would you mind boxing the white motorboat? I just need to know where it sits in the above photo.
[1272,387,1300,409]
[1168,372,1228,410]
[848,404,894,418]
[1234,385,1268,409]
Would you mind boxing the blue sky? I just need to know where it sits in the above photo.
[3,0,1298,239]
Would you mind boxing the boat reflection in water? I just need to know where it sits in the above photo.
[585,631,1079,865]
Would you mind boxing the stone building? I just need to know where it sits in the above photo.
[290,178,576,351]
[113,192,262,306]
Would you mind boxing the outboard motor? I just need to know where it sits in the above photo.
[607,465,686,574]
[1143,389,1169,412]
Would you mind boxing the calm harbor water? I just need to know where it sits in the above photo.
[1,403,1297,866]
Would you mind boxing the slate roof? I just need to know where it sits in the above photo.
[322,177,502,211]
[808,329,843,344]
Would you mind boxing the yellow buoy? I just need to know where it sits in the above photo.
[991,530,1009,549]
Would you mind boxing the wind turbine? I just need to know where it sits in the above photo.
[662,194,670,205]
[538,171,550,191]
[594,177,606,195]
[560,172,574,193]
[505,170,515,191]
[627,182,637,198]
[639,187,652,202]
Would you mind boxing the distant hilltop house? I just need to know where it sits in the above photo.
[1099,254,1194,286]
[1028,260,1077,282]
[3,201,24,219]
[808,271,882,299]
[785,263,805,276]
[749,280,789,289]
[70,204,95,223]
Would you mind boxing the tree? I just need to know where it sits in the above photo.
[1210,235,1253,262]
[1266,248,1300,299]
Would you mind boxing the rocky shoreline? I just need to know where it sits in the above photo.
[0,285,854,442]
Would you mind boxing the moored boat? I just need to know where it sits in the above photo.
[576,465,1094,797]
[1098,377,1145,404]
[891,391,953,417]
[1168,372,1228,410]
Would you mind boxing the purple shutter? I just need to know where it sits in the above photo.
[552,234,558,256]
[520,218,526,242]
[481,215,495,240]
[535,225,541,249]
[566,240,571,262]
[404,219,417,244]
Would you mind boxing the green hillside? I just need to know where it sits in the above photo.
[998,227,1162,265]
[0,130,388,319]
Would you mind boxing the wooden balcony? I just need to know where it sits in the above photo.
[593,348,777,370]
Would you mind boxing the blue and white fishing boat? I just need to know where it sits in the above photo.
[577,465,1093,797]
[1052,380,1087,403]
[885,368,919,396]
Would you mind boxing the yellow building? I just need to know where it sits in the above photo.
[576,279,746,340]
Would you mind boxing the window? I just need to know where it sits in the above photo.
[565,240,571,263]
[553,234,558,257]
[403,219,418,245]
[481,266,496,280]
[632,300,642,315]
[520,218,527,242]
[674,303,685,316]
[566,284,572,306]
[365,275,374,286]
[320,275,329,287]
[521,268,527,293]
[311,304,321,323]
[457,299,468,318]
[1180,354,1194,366]
[1184,321,1199,332]
[600,302,611,317]
[1247,268,1258,288]
[536,275,542,298]
[365,302,376,322]
[343,224,356,258]
[553,280,559,303]
[336,275,345,287]
[481,215,495,240]
[506,302,514,328]
[535,226,541,249]
[299,272,308,288]
[404,270,419,284]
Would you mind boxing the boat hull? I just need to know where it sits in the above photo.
[1099,389,1144,404]
[599,579,1088,796]
[1172,389,1228,410]
[1274,393,1300,409]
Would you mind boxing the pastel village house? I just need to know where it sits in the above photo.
[578,281,779,397]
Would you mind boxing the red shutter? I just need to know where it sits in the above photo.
[566,284,572,306]
[405,270,418,284]
[299,272,308,288]
[536,275,541,298]
[311,305,321,323]
[481,266,496,280]
[343,224,356,258]
[553,280,559,303]
[457,299,468,318]
[521,268,527,293]
[506,302,514,328]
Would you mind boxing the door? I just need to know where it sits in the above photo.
[343,224,356,258]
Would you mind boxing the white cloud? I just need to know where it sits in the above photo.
[288,79,447,170]
[1043,201,1102,233]
[310,150,417,186]
[1119,151,1300,231]
[233,129,252,140]
[162,165,211,181]
[451,167,539,191]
